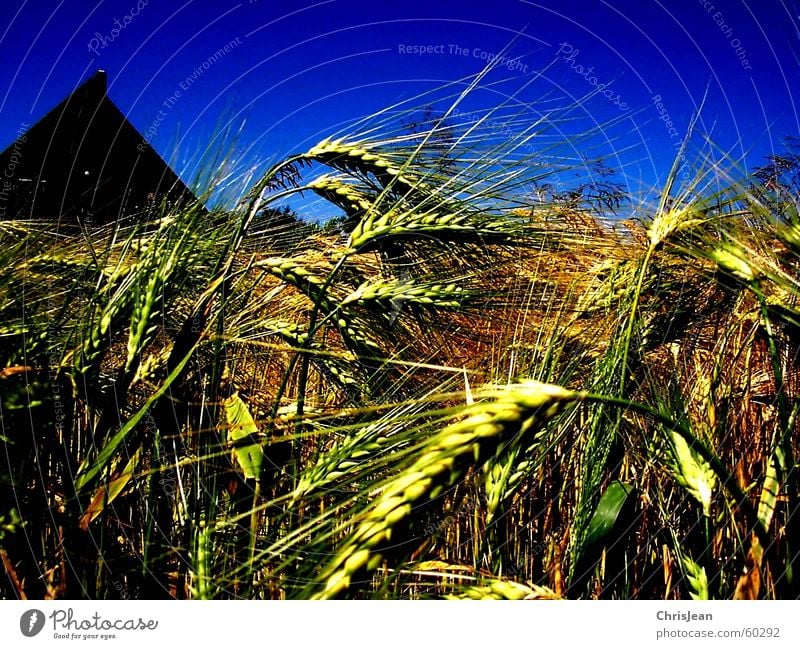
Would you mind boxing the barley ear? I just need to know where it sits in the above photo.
[309,381,583,599]
[449,579,560,600]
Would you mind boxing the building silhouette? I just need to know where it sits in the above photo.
[0,70,196,223]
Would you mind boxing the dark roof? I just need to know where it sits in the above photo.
[0,70,197,223]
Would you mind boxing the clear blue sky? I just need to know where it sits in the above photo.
[1,0,798,210]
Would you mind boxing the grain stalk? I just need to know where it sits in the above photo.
[308,381,583,599]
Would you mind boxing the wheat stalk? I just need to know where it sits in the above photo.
[342,277,466,309]
[448,579,560,600]
[256,257,332,296]
[292,404,416,502]
[309,175,375,218]
[664,428,717,517]
[305,139,419,192]
[348,207,512,252]
[681,555,710,600]
[309,381,583,599]
[709,245,761,283]
[646,206,704,249]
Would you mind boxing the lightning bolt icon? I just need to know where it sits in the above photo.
[28,611,38,632]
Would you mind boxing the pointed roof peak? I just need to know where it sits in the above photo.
[81,69,108,98]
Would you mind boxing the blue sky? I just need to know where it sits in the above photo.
[1,0,798,211]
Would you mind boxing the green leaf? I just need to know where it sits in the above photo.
[224,392,263,480]
[582,480,635,554]
[79,448,142,530]
[570,480,635,596]
[757,457,780,530]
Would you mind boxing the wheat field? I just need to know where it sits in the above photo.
[1,94,799,600]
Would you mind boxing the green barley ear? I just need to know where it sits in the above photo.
[256,257,331,299]
[448,579,560,600]
[291,402,418,503]
[308,381,584,599]
[347,206,513,253]
[483,451,529,525]
[681,555,710,601]
[645,206,704,249]
[665,429,717,517]
[309,175,375,220]
[304,139,419,194]
[342,277,467,309]
[709,245,760,283]
[191,521,215,600]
